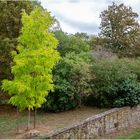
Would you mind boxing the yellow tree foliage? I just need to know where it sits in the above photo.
[2,8,60,111]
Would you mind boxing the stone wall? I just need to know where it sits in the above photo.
[43,105,140,139]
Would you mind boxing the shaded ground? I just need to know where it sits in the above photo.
[0,105,107,139]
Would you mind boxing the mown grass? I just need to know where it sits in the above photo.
[0,114,29,138]
[0,106,107,139]
[0,111,50,139]
[117,127,140,139]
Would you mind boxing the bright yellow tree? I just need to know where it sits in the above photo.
[2,8,60,129]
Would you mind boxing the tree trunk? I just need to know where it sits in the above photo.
[33,107,37,129]
[27,109,31,130]
[16,107,19,133]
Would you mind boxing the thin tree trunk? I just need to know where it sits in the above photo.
[33,107,37,129]
[16,107,19,133]
[27,109,31,130]
[34,96,37,129]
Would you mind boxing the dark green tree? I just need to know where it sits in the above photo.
[99,3,140,57]
[0,1,39,87]
[0,1,34,38]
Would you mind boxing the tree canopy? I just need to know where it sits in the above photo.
[0,1,36,86]
[54,30,90,56]
[2,8,60,111]
[99,2,140,57]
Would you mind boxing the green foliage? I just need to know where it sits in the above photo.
[74,32,89,40]
[43,52,92,112]
[89,35,107,49]
[0,1,36,88]
[31,0,43,9]
[0,37,16,83]
[87,58,140,107]
[124,58,140,80]
[99,2,140,57]
[2,8,60,111]
[44,30,92,112]
[113,74,140,107]
[0,1,34,38]
[54,31,90,56]
[117,127,140,139]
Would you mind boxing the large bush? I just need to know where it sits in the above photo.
[113,74,140,107]
[87,58,140,107]
[125,58,140,80]
[43,52,92,112]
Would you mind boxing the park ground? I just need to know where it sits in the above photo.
[0,105,140,139]
[0,105,106,139]
[99,124,140,139]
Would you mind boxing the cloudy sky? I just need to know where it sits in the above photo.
[40,0,140,35]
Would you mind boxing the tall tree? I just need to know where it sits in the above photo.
[99,2,140,57]
[0,1,34,87]
[2,8,60,129]
[0,1,34,38]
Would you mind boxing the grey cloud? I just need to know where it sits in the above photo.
[54,13,99,34]
[68,0,80,3]
[41,0,140,34]
[46,0,80,4]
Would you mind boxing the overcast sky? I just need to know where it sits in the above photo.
[40,0,140,35]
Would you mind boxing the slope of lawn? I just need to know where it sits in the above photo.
[99,124,140,139]
[0,105,107,139]
[117,127,140,139]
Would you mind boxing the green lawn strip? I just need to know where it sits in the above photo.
[0,107,107,139]
[117,127,140,139]
[0,113,47,138]
[0,115,16,138]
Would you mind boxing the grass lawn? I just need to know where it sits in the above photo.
[99,124,140,139]
[117,127,140,139]
[0,105,107,139]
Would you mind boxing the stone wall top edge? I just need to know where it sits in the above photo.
[45,108,120,138]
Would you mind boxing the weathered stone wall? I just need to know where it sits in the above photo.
[44,105,140,139]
